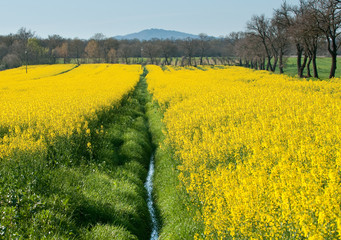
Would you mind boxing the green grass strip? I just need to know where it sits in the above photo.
[145,71,203,239]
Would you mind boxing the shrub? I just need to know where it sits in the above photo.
[2,53,21,69]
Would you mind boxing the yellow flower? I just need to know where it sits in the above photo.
[147,65,341,239]
[0,64,142,158]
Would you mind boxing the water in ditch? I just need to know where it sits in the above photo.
[145,154,159,240]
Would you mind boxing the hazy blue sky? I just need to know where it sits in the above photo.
[0,0,300,39]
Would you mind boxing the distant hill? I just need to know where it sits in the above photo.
[113,28,200,41]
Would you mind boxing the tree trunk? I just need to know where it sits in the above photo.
[299,55,308,78]
[260,58,265,70]
[181,57,185,66]
[272,56,278,72]
[193,57,197,67]
[312,53,318,79]
[312,44,319,78]
[296,43,303,77]
[330,52,337,79]
[266,56,273,71]
[279,51,284,74]
[325,32,338,79]
[307,56,312,78]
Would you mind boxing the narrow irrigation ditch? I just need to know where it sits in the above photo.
[145,154,159,240]
[139,69,161,240]
[135,68,161,240]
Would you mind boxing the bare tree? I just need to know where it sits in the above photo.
[47,35,64,63]
[90,33,106,62]
[182,37,197,66]
[301,3,323,78]
[14,28,35,62]
[54,42,69,63]
[272,7,291,74]
[276,1,310,77]
[118,42,131,64]
[160,40,177,65]
[235,33,266,69]
[142,40,160,64]
[247,15,275,71]
[198,33,210,65]
[103,38,119,62]
[69,38,85,65]
[85,40,99,63]
[312,0,341,78]
[107,48,117,63]
[228,32,246,66]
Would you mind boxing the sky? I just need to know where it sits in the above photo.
[0,0,300,39]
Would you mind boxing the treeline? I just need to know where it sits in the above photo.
[0,0,340,78]
[237,0,341,79]
[0,30,235,70]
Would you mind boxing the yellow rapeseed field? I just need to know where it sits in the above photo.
[147,65,341,239]
[0,64,142,159]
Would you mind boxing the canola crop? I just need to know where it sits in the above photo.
[0,64,142,159]
[146,65,341,239]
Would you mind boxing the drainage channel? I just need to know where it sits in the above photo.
[145,153,159,240]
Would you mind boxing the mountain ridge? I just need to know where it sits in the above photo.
[113,28,200,40]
